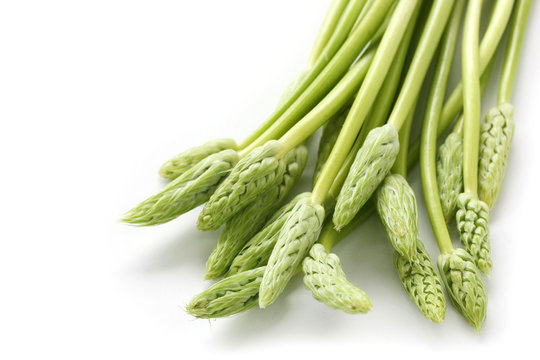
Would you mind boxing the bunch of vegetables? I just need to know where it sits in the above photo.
[122,0,531,331]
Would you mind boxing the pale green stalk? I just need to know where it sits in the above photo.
[351,0,374,31]
[392,108,416,177]
[420,0,461,256]
[239,0,372,150]
[376,173,419,261]
[198,141,285,230]
[302,244,372,314]
[458,0,491,275]
[159,138,237,180]
[386,0,456,130]
[311,0,420,207]
[259,195,325,308]
[186,267,265,319]
[326,3,419,200]
[313,107,348,186]
[436,59,495,221]
[420,0,487,331]
[227,193,311,276]
[122,150,238,226]
[479,0,532,208]
[461,0,482,197]
[204,146,308,279]
[241,0,393,153]
[241,46,377,159]
[308,0,352,68]
[498,0,532,105]
[394,241,446,323]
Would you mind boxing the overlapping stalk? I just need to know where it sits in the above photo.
[204,146,308,279]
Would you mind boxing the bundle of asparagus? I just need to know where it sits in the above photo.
[122,0,531,332]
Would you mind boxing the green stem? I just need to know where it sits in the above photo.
[462,0,483,196]
[318,203,375,252]
[452,57,495,135]
[387,0,456,130]
[311,0,420,206]
[420,0,464,255]
[437,0,514,133]
[351,0,374,31]
[248,48,374,158]
[407,55,495,167]
[328,2,420,199]
[498,0,532,104]
[308,0,352,68]
[393,106,416,177]
[240,0,392,153]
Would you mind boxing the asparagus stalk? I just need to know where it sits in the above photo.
[333,0,455,229]
[479,0,532,208]
[436,58,495,222]
[312,107,348,186]
[241,0,393,154]
[457,0,492,275]
[307,0,352,68]
[420,0,487,331]
[312,0,422,207]
[325,7,418,201]
[239,0,372,150]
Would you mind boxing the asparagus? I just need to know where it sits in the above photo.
[120,0,530,331]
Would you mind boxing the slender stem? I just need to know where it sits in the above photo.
[437,0,514,134]
[318,203,375,252]
[328,3,421,199]
[462,0,483,196]
[308,0,352,68]
[351,0,374,32]
[310,0,420,206]
[452,57,495,135]
[407,55,495,166]
[498,0,533,104]
[387,0,456,130]
[275,49,375,156]
[420,0,464,255]
[240,0,392,153]
[393,106,416,177]
[239,49,370,159]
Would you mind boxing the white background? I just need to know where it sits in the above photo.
[1,1,539,359]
